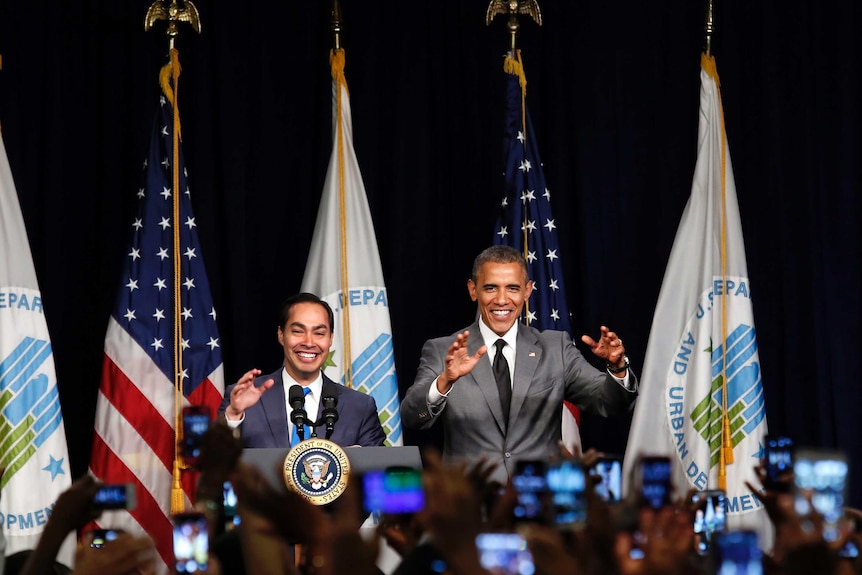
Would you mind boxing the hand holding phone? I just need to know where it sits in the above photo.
[181,406,212,467]
[86,528,121,548]
[638,456,672,509]
[793,448,848,542]
[173,512,208,573]
[715,530,762,574]
[476,533,534,575]
[511,460,548,524]
[591,455,623,504]
[763,435,794,492]
[546,460,587,529]
[691,489,727,556]
[362,466,425,515]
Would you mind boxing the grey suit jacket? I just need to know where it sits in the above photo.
[401,322,637,483]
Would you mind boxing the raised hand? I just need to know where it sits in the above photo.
[438,330,487,394]
[581,326,625,366]
[225,369,274,420]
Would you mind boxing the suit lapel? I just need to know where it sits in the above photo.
[510,324,540,424]
[260,370,290,446]
[467,322,507,433]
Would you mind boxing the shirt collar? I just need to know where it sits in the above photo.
[281,367,324,399]
[477,318,519,351]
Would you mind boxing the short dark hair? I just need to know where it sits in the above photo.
[277,293,335,332]
[471,245,529,282]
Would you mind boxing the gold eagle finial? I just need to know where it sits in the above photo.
[144,0,202,37]
[485,0,542,27]
[485,0,542,55]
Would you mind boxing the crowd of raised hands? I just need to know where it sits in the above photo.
[9,423,862,575]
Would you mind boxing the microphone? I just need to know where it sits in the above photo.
[322,394,339,439]
[288,385,309,442]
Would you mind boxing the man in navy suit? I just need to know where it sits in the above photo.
[219,293,386,447]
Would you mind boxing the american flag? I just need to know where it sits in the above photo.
[493,54,580,447]
[89,93,224,572]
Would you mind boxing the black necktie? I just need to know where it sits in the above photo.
[493,339,512,426]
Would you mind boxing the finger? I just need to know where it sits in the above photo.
[474,344,488,359]
[580,334,597,348]
[260,378,275,392]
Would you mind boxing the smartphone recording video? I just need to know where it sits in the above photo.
[691,489,727,556]
[87,528,120,549]
[715,530,762,575]
[362,466,425,515]
[793,448,848,542]
[181,405,211,467]
[94,483,136,511]
[763,435,794,492]
[476,533,535,575]
[222,481,240,531]
[512,460,548,524]
[638,456,672,509]
[546,460,587,529]
[173,512,208,573]
[591,455,623,504]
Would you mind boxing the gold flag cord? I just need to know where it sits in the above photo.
[503,50,532,320]
[331,48,354,389]
[161,48,187,513]
[703,53,734,491]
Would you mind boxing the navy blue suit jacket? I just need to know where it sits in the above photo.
[219,369,386,448]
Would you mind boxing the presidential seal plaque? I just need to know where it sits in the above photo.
[283,438,350,505]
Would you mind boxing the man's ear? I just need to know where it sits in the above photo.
[467,278,478,301]
[526,280,534,299]
[277,327,284,346]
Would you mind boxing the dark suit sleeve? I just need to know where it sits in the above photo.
[356,394,387,446]
[218,383,234,417]
[400,338,446,430]
[559,331,637,416]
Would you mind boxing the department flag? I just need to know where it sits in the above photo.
[89,83,224,572]
[301,49,402,446]
[0,133,74,563]
[623,54,770,541]
[493,52,580,453]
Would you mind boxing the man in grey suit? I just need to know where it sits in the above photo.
[219,293,385,448]
[401,246,637,483]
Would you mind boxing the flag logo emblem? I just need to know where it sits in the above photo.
[0,337,65,488]
[665,276,766,516]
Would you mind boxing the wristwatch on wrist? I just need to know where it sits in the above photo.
[607,355,630,374]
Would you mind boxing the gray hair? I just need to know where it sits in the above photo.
[471,245,529,282]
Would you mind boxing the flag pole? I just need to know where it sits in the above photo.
[144,0,203,514]
[702,0,734,491]
[704,0,715,57]
[330,0,355,389]
[488,0,542,322]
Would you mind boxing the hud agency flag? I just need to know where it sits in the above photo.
[0,134,74,562]
[301,49,402,446]
[493,53,580,452]
[624,54,769,538]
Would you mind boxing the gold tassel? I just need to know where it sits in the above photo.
[171,459,185,514]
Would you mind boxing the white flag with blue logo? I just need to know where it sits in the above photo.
[301,49,402,446]
[623,54,771,542]
[0,134,74,562]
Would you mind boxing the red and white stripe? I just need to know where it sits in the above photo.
[90,317,223,572]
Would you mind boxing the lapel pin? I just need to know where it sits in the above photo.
[529,352,536,357]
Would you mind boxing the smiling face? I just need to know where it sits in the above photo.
[468,261,533,337]
[278,301,333,385]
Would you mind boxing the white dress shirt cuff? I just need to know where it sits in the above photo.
[427,376,452,412]
[225,412,245,428]
[608,370,636,392]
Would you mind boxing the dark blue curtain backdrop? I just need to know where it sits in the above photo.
[1,1,860,502]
